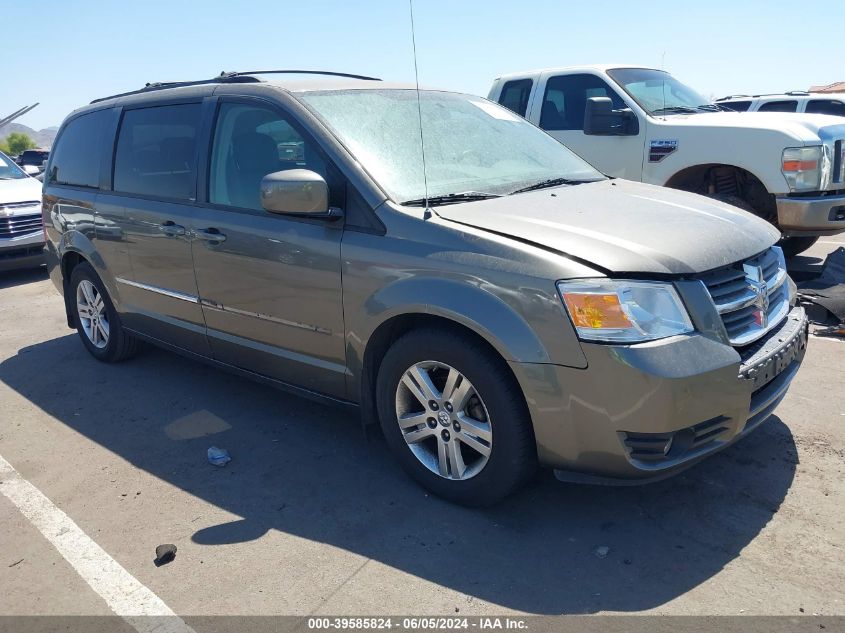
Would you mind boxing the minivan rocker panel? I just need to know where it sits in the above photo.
[43,76,807,504]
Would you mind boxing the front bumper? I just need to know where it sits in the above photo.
[777,192,845,235]
[511,306,808,482]
[0,230,45,272]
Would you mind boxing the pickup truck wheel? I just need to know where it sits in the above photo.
[376,328,536,506]
[778,236,819,258]
[708,194,818,258]
[70,263,138,362]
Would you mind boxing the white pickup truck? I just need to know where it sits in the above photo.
[489,65,845,256]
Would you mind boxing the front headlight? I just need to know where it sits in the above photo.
[782,146,824,191]
[557,279,694,343]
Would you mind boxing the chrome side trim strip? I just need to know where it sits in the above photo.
[200,299,331,334]
[115,277,199,304]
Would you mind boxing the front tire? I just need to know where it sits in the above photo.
[778,236,819,258]
[70,262,138,362]
[376,328,536,506]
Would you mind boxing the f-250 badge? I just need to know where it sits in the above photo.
[649,139,679,162]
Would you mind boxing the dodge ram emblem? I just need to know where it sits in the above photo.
[743,263,769,328]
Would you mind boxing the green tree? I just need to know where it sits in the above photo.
[0,132,37,157]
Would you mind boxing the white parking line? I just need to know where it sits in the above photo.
[0,454,194,633]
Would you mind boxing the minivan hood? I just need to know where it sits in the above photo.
[437,180,779,275]
[0,177,42,209]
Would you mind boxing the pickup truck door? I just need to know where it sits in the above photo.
[526,72,645,180]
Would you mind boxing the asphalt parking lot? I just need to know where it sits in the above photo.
[0,237,843,621]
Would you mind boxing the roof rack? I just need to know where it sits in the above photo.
[219,69,382,81]
[716,90,812,102]
[715,94,751,101]
[91,69,381,104]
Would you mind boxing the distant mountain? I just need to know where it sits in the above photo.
[0,122,58,149]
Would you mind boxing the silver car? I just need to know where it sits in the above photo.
[42,73,808,505]
[0,151,44,271]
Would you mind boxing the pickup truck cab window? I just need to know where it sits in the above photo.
[540,74,625,131]
[498,79,533,116]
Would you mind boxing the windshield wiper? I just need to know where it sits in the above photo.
[651,106,698,115]
[509,177,594,195]
[696,104,731,112]
[401,191,501,207]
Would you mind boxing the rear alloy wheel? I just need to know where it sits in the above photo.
[76,279,110,349]
[70,262,139,362]
[377,328,536,506]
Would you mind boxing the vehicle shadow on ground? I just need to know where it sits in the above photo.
[0,266,48,290]
[0,336,798,614]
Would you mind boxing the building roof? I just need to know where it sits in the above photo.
[810,81,845,93]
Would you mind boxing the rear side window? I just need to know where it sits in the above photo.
[49,109,111,188]
[758,100,798,112]
[497,79,533,116]
[722,101,751,112]
[806,100,845,116]
[113,104,202,200]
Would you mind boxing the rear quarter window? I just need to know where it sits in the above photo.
[806,100,845,116]
[48,109,111,188]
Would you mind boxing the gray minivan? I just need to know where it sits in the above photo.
[43,71,808,505]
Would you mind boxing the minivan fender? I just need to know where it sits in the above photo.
[58,230,121,308]
[351,274,586,373]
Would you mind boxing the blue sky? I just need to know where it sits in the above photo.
[3,0,841,130]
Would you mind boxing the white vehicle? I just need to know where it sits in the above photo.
[715,92,845,117]
[489,65,845,256]
[0,151,44,271]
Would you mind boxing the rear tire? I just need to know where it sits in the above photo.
[376,328,537,506]
[69,262,138,362]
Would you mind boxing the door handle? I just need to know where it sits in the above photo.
[159,221,186,237]
[193,228,227,243]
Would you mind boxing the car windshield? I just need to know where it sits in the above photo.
[0,152,27,180]
[300,89,604,204]
[608,68,713,115]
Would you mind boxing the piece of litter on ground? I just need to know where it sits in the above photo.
[8,559,24,568]
[207,446,231,467]
[595,546,610,558]
[154,544,177,567]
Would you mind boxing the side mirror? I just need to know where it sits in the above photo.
[22,164,40,176]
[584,97,639,136]
[260,169,339,218]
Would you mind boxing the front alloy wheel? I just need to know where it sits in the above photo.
[395,361,492,480]
[377,328,536,506]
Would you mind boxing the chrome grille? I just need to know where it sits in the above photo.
[0,212,44,239]
[699,246,790,347]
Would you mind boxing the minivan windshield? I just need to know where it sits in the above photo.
[607,68,716,115]
[0,152,27,180]
[300,89,604,205]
